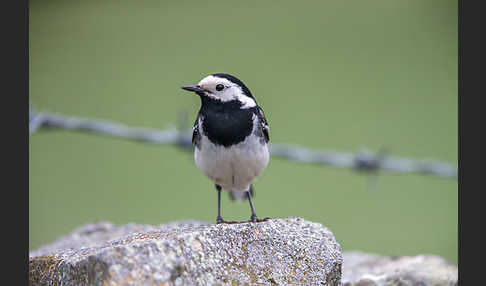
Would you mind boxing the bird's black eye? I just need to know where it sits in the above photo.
[216,84,224,91]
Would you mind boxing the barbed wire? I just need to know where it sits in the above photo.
[29,107,457,180]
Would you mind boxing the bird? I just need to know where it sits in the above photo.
[181,73,270,224]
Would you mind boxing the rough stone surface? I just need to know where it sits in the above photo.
[29,217,342,286]
[341,251,458,286]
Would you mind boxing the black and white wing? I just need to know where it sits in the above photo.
[192,113,202,149]
[256,106,269,143]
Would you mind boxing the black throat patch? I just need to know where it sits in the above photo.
[199,99,256,147]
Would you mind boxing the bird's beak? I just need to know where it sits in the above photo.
[181,84,206,94]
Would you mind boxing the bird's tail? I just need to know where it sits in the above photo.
[228,185,255,202]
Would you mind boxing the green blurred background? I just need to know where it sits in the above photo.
[29,0,457,264]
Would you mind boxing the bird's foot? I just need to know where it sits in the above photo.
[245,215,270,223]
[216,216,238,224]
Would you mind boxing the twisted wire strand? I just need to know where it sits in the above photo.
[29,108,457,180]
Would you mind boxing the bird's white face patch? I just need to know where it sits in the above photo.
[198,75,256,109]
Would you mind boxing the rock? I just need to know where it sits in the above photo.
[341,251,457,286]
[29,217,342,285]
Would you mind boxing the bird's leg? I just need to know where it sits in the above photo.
[215,184,237,224]
[216,184,224,224]
[246,189,269,223]
[247,190,258,222]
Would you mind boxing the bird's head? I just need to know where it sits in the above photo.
[181,73,256,108]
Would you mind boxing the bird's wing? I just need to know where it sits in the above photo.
[256,106,270,143]
[192,114,202,148]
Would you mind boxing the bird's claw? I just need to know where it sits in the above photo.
[245,215,270,223]
[216,217,238,224]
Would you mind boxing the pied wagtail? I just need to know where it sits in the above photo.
[182,73,270,224]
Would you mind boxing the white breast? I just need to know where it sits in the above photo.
[194,114,269,193]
